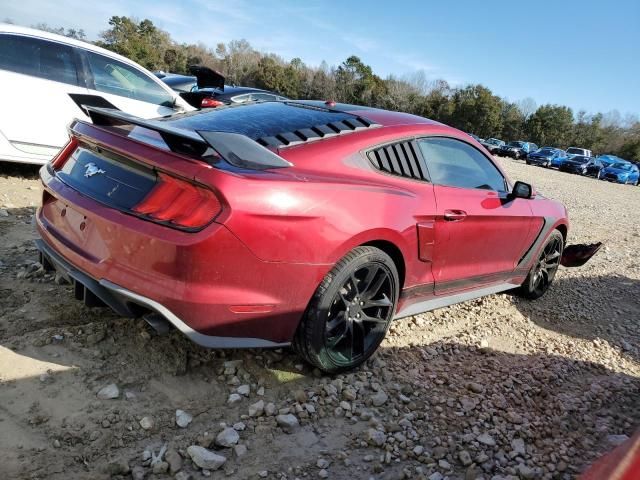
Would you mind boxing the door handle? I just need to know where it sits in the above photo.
[443,209,467,221]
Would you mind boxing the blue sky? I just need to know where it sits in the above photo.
[4,0,639,116]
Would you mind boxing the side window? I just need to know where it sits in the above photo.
[230,94,252,104]
[84,51,174,106]
[417,137,506,191]
[251,93,277,101]
[0,34,79,86]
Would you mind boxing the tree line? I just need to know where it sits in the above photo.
[29,16,640,161]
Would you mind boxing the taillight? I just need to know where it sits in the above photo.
[50,137,78,170]
[132,173,221,229]
[201,97,225,108]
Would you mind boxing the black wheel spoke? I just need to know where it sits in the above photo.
[323,260,396,367]
[364,294,393,309]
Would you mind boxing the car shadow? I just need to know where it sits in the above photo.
[0,162,41,180]
[511,274,639,364]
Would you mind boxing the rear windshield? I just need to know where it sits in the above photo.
[567,148,586,155]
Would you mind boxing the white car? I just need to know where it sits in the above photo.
[566,147,593,158]
[0,24,195,165]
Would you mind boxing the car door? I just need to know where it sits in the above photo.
[416,137,537,294]
[80,49,181,118]
[0,33,90,153]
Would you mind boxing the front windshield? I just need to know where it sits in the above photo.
[507,141,524,147]
[611,163,630,170]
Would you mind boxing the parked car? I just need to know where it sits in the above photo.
[157,72,287,109]
[559,155,604,177]
[597,154,622,168]
[36,100,594,373]
[499,141,538,160]
[526,147,567,168]
[565,147,592,158]
[0,24,197,165]
[468,133,484,143]
[481,138,506,154]
[600,161,640,185]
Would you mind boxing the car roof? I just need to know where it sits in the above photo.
[158,100,442,149]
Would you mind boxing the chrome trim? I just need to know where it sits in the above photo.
[99,280,290,349]
[394,282,518,319]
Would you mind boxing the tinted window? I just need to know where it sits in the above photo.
[85,51,174,106]
[418,137,506,191]
[0,34,79,86]
[251,93,278,101]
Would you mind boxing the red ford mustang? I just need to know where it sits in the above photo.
[36,100,581,372]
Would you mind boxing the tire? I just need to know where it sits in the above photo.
[293,246,399,373]
[516,230,564,300]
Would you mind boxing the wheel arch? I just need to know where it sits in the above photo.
[361,239,406,290]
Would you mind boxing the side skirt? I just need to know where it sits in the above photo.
[394,282,519,319]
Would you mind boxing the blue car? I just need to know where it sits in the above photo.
[598,154,623,168]
[600,161,640,185]
[526,147,567,168]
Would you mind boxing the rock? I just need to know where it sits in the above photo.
[517,463,535,479]
[477,433,496,446]
[438,459,451,470]
[413,445,424,456]
[258,471,268,478]
[233,444,248,458]
[175,409,193,428]
[152,461,169,474]
[459,450,472,466]
[366,428,386,447]
[228,393,242,405]
[371,390,388,407]
[294,389,307,403]
[165,449,182,474]
[104,458,130,475]
[175,472,192,480]
[233,421,246,431]
[249,400,265,417]
[187,446,226,471]
[237,384,250,396]
[139,416,154,430]
[276,414,300,432]
[215,427,240,447]
[131,465,146,480]
[317,458,330,469]
[265,402,277,416]
[467,382,484,393]
[0,208,8,217]
[511,438,526,456]
[428,473,443,480]
[319,469,328,478]
[97,383,119,399]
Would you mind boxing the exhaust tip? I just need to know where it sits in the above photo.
[143,313,173,336]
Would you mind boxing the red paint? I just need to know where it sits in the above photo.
[36,107,569,344]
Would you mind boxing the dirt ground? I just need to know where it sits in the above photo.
[0,158,638,480]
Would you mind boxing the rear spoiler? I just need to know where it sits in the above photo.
[188,65,225,90]
[83,106,292,170]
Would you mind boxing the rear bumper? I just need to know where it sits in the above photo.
[36,238,289,348]
[36,167,328,347]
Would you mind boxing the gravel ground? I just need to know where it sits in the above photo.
[0,157,638,480]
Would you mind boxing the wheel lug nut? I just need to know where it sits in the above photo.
[360,301,364,306]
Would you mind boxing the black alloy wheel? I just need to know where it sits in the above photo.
[517,230,564,300]
[293,246,398,373]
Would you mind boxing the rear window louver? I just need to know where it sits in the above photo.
[256,116,379,148]
[367,141,429,181]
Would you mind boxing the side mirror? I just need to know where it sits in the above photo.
[510,181,533,199]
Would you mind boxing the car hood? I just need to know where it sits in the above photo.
[603,167,629,175]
